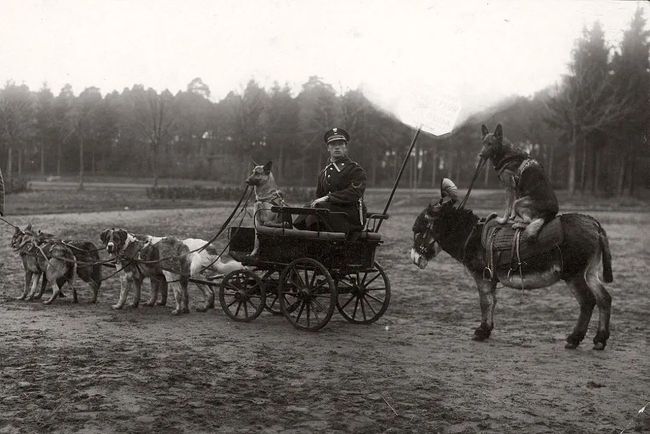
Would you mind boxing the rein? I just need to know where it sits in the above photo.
[458,158,487,210]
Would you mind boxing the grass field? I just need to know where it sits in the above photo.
[0,191,648,433]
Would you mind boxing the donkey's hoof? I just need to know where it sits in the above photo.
[593,342,606,351]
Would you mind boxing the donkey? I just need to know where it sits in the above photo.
[410,178,614,350]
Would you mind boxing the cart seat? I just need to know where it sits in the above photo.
[356,231,381,241]
[256,225,347,240]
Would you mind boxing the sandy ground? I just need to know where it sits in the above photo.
[0,207,648,433]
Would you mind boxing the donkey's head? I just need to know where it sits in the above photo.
[410,178,459,269]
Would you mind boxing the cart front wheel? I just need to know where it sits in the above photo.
[336,262,390,324]
[279,258,336,331]
[219,270,266,322]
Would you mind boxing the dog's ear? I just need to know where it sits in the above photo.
[263,161,272,174]
[494,124,503,141]
[25,223,32,232]
[100,229,109,244]
[481,124,489,138]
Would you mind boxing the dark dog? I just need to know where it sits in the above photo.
[12,225,103,302]
[245,161,290,255]
[479,124,558,240]
[11,225,76,304]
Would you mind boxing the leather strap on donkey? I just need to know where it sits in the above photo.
[481,215,563,280]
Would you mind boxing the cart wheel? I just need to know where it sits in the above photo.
[336,262,390,324]
[219,269,266,322]
[279,258,336,331]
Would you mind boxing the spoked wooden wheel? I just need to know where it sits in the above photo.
[219,269,266,322]
[279,258,336,331]
[336,262,390,324]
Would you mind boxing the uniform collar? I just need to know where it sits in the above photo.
[326,156,352,172]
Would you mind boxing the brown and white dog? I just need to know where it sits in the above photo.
[245,161,291,255]
[100,228,172,311]
[11,225,76,304]
[479,124,559,240]
[179,238,246,311]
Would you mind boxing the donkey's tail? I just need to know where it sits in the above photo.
[596,222,613,283]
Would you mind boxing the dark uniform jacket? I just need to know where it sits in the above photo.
[0,168,4,216]
[315,156,367,232]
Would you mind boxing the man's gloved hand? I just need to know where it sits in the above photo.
[310,196,329,207]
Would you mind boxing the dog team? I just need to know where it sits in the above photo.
[10,224,245,314]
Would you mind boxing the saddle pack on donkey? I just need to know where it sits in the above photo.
[481,214,563,280]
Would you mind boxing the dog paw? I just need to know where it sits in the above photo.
[156,301,167,306]
[42,299,53,305]
[496,217,507,224]
[171,309,180,315]
[111,304,123,310]
[195,306,208,313]
[182,307,190,314]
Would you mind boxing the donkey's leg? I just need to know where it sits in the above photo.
[472,274,497,341]
[585,255,612,350]
[565,277,596,349]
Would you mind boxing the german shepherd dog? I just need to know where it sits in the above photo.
[11,225,76,304]
[12,225,103,302]
[480,124,558,240]
[100,229,192,315]
[245,161,291,255]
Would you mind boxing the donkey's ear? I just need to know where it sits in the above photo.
[494,124,503,140]
[263,161,272,174]
[481,124,489,138]
[440,178,458,201]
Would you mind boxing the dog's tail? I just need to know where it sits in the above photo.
[597,222,613,283]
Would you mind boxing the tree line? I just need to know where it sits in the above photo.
[0,8,647,196]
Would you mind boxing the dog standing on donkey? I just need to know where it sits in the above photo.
[411,124,613,350]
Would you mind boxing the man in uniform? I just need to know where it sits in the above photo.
[296,127,367,233]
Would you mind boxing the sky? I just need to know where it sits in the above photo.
[0,0,646,134]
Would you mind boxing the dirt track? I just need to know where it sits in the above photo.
[1,208,648,433]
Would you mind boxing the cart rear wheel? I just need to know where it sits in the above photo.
[219,269,266,322]
[279,258,336,331]
[336,262,390,324]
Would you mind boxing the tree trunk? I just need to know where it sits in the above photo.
[431,143,438,188]
[579,140,587,193]
[78,136,84,191]
[7,147,13,180]
[152,143,159,187]
[568,135,577,196]
[548,143,554,183]
[277,143,284,183]
[627,147,636,196]
[40,143,45,176]
[56,142,62,176]
[616,151,626,196]
[371,152,377,186]
[91,148,96,176]
[18,147,23,177]
[483,159,490,186]
[592,148,600,194]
